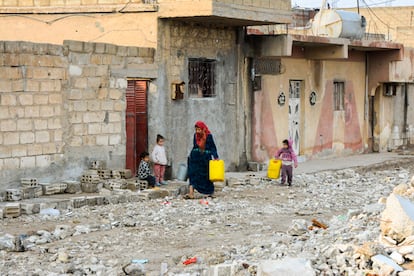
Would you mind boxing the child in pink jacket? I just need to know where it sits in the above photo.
[275,139,298,186]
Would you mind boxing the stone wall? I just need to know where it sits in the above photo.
[0,0,142,7]
[0,40,155,190]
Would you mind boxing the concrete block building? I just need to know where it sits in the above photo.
[0,0,291,189]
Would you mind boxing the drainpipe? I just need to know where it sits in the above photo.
[403,83,409,146]
[364,52,369,152]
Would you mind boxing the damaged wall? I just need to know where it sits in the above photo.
[252,51,366,162]
[0,40,155,191]
[152,20,248,171]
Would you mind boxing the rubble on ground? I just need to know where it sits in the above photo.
[0,159,413,275]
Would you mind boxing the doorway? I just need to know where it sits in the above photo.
[289,80,302,154]
[126,80,148,175]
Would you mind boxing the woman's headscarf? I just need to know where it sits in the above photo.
[195,121,210,150]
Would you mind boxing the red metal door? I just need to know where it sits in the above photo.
[126,80,148,175]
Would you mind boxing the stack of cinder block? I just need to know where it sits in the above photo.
[20,178,42,200]
[40,182,68,195]
[80,170,101,193]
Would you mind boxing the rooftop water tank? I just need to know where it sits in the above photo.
[312,10,366,39]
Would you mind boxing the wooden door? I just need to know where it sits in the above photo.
[289,80,301,155]
[126,80,148,175]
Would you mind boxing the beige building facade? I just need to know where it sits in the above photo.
[0,0,291,189]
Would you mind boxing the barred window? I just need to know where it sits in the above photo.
[334,81,345,111]
[188,58,216,98]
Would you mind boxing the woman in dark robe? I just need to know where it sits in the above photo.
[186,121,219,199]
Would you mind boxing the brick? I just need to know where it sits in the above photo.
[87,100,100,111]
[48,118,61,129]
[83,42,94,53]
[70,136,83,147]
[0,67,22,79]
[95,65,109,76]
[117,46,128,57]
[3,158,19,169]
[25,106,40,117]
[34,119,48,130]
[109,134,121,145]
[68,89,82,100]
[83,88,97,100]
[105,44,117,55]
[88,123,102,134]
[96,135,109,146]
[12,80,24,92]
[101,101,113,110]
[9,107,25,118]
[73,101,88,112]
[36,155,51,167]
[69,65,82,76]
[0,146,11,158]
[0,108,8,119]
[83,136,96,145]
[1,94,16,105]
[90,54,101,65]
[18,94,33,105]
[33,94,49,105]
[25,80,40,92]
[27,144,42,155]
[73,78,88,89]
[35,131,50,143]
[12,145,27,157]
[69,113,83,124]
[4,54,19,66]
[72,124,88,136]
[112,122,122,132]
[20,132,35,144]
[1,120,16,131]
[20,156,35,168]
[83,112,105,123]
[108,112,121,122]
[3,132,19,145]
[114,101,125,111]
[49,93,62,104]
[127,47,138,57]
[87,77,102,88]
[43,143,57,154]
[0,80,13,92]
[39,105,55,117]
[53,129,63,141]
[65,40,84,52]
[109,89,123,100]
[97,88,108,99]
[17,119,32,131]
[40,80,61,92]
[94,43,106,54]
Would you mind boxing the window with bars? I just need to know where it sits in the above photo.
[188,58,216,98]
[334,81,345,111]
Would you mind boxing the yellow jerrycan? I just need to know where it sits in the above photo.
[209,159,225,182]
[267,159,282,179]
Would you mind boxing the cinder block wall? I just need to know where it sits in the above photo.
[0,40,155,190]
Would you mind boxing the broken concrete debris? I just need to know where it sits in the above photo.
[1,162,414,275]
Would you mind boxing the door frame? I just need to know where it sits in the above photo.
[125,79,149,175]
[288,79,303,155]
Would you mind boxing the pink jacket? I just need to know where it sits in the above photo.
[275,140,298,166]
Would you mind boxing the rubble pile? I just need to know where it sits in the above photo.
[0,161,155,219]
[0,162,413,275]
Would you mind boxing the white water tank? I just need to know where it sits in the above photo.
[312,10,366,39]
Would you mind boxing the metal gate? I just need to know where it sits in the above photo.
[126,80,148,175]
[289,80,301,155]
